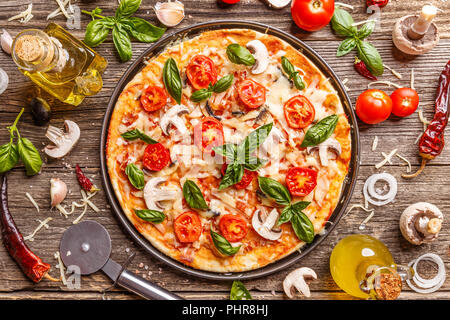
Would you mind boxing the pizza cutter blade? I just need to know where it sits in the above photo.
[59,220,182,300]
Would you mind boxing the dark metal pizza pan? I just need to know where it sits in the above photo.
[100,20,360,281]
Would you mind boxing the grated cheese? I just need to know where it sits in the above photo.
[371,136,378,151]
[375,149,397,169]
[335,2,354,10]
[24,217,52,241]
[411,68,415,90]
[54,251,67,285]
[73,190,99,224]
[343,204,373,219]
[351,19,376,27]
[47,0,71,20]
[8,3,33,23]
[25,192,40,213]
[342,78,350,91]
[368,81,402,89]
[383,64,402,79]
[418,109,430,131]
[359,210,376,230]
[396,153,412,173]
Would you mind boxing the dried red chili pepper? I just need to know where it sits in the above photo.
[354,57,377,80]
[0,175,51,283]
[403,60,450,178]
[75,164,99,193]
[366,0,389,8]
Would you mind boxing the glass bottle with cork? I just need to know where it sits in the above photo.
[11,23,107,106]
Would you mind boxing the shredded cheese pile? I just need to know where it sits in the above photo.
[24,218,53,241]
[371,136,378,151]
[25,192,40,213]
[8,3,33,23]
[56,190,99,224]
[368,81,402,89]
[383,64,402,79]
[375,149,397,169]
[47,0,74,20]
[54,251,67,285]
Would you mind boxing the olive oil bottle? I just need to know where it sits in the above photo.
[11,23,107,106]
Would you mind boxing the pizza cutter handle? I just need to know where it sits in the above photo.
[118,270,183,300]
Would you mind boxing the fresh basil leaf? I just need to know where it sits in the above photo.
[336,37,357,57]
[210,229,241,256]
[281,56,296,77]
[190,88,212,102]
[278,205,294,226]
[213,144,238,161]
[291,201,311,213]
[226,44,255,66]
[125,163,145,190]
[121,129,158,144]
[0,142,19,174]
[112,24,132,62]
[300,115,339,148]
[357,21,375,40]
[183,180,208,210]
[219,162,244,190]
[134,209,165,223]
[213,74,234,93]
[257,176,291,206]
[120,17,165,43]
[356,40,384,76]
[84,18,114,47]
[230,281,252,300]
[331,6,357,37]
[116,0,141,18]
[244,157,267,171]
[238,123,273,161]
[163,58,182,104]
[17,137,42,176]
[291,212,315,243]
[293,73,305,90]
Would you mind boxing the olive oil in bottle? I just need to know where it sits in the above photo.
[11,23,107,106]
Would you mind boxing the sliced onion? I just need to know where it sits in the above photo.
[406,253,446,294]
[0,67,8,95]
[363,173,397,206]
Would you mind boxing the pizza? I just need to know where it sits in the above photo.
[106,28,352,272]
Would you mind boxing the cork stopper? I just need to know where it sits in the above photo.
[14,35,44,62]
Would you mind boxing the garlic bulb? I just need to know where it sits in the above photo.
[1,29,12,55]
[154,0,185,27]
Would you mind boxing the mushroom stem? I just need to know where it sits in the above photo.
[427,218,442,234]
[402,158,427,179]
[407,5,438,40]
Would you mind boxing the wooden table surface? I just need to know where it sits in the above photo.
[0,0,449,300]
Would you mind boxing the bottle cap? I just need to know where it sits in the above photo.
[14,35,44,62]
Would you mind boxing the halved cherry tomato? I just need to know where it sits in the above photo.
[140,86,167,112]
[390,88,419,117]
[291,0,335,32]
[194,117,224,154]
[237,79,266,109]
[221,164,256,189]
[142,143,170,171]
[286,167,318,197]
[186,55,218,90]
[219,214,248,242]
[356,89,393,124]
[174,211,202,243]
[284,95,316,129]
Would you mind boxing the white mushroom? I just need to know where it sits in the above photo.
[159,104,189,136]
[400,202,443,245]
[44,120,80,159]
[307,137,341,166]
[246,40,269,75]
[143,177,179,211]
[264,0,291,9]
[252,208,282,241]
[283,267,317,299]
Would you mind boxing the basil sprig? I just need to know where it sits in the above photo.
[183,180,208,210]
[134,209,166,223]
[300,115,339,148]
[125,163,145,190]
[230,281,252,300]
[281,56,305,90]
[190,74,234,103]
[0,108,42,176]
[226,44,255,66]
[121,128,157,144]
[331,5,383,76]
[257,176,314,243]
[210,229,241,256]
[82,0,165,62]
[163,58,182,104]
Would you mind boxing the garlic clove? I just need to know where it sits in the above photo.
[50,178,67,208]
[265,0,291,9]
[1,29,13,55]
[154,1,185,27]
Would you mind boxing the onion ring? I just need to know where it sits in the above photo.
[363,173,397,206]
[406,253,446,294]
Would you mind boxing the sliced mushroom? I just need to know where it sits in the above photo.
[246,40,269,75]
[252,208,282,241]
[143,177,179,211]
[204,199,223,218]
[159,104,189,135]
[307,137,341,166]
[264,0,291,9]
[44,120,80,159]
[283,267,317,299]
[400,202,443,245]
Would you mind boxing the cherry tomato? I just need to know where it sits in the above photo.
[286,167,318,197]
[291,0,335,32]
[219,214,248,242]
[186,55,218,90]
[355,89,393,124]
[174,211,202,243]
[194,117,224,154]
[140,86,167,112]
[284,95,316,129]
[237,79,266,109]
[221,0,240,3]
[142,143,170,171]
[390,88,420,117]
[221,164,256,189]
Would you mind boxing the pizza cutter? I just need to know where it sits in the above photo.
[59,220,182,300]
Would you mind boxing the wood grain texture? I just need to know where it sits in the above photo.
[0,0,449,300]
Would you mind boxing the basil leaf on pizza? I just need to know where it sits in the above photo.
[239,122,273,158]
[210,229,241,256]
[258,176,291,206]
[121,128,158,144]
[212,74,234,93]
[230,281,252,300]
[213,144,238,161]
[291,211,315,244]
[183,180,209,210]
[125,163,145,189]
[301,115,339,148]
[226,44,255,66]
[219,162,244,190]
[244,157,267,171]
[163,58,182,104]
[134,209,166,223]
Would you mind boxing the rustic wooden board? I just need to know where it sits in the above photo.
[0,0,449,300]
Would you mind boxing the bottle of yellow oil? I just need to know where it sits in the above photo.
[11,23,107,106]
[330,234,413,300]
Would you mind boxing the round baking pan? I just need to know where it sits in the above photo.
[100,20,360,281]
